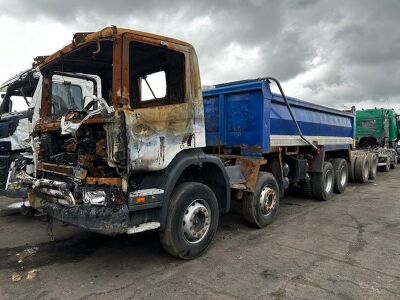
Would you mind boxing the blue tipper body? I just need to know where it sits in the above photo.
[202,79,355,154]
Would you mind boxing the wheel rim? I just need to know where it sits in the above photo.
[259,186,277,215]
[324,170,333,193]
[182,199,211,244]
[364,162,369,179]
[340,166,347,186]
[372,160,377,176]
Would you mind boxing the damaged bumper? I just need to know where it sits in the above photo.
[45,202,130,235]
[17,171,76,207]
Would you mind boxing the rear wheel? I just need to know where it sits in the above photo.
[311,162,334,201]
[242,172,279,228]
[391,155,397,169]
[368,153,378,180]
[379,157,390,172]
[332,159,348,194]
[354,155,370,183]
[299,179,313,198]
[348,156,356,183]
[159,182,219,259]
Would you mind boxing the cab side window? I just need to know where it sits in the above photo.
[129,42,185,108]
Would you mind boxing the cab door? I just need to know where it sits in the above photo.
[122,34,198,172]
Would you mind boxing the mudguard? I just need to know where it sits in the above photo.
[133,149,231,230]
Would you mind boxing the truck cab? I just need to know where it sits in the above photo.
[355,108,399,170]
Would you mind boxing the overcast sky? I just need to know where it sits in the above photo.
[0,0,399,111]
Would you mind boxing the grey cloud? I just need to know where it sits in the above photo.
[0,0,400,108]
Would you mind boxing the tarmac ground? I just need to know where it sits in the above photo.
[0,168,399,299]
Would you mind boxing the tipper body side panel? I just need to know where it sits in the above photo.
[203,80,354,154]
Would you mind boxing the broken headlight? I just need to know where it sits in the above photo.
[83,190,106,206]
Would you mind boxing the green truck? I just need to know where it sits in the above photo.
[355,108,400,172]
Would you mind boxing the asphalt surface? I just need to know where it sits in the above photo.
[0,168,399,300]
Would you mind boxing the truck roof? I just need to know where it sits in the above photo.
[37,27,194,69]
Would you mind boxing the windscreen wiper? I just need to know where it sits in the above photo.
[18,88,30,107]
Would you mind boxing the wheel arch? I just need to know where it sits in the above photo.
[136,149,230,231]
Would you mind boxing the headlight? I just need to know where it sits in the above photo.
[83,190,106,205]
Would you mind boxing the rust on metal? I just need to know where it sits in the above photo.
[35,116,113,133]
[85,177,122,187]
[72,32,93,45]
[37,162,74,177]
[237,158,267,192]
[32,56,49,68]
[217,154,266,192]
[95,138,107,157]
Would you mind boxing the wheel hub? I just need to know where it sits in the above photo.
[324,170,333,193]
[259,186,277,215]
[183,200,210,244]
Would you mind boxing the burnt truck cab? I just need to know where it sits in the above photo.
[19,27,230,243]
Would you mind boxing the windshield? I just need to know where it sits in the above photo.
[52,82,83,115]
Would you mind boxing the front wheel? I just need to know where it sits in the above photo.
[242,172,279,228]
[159,182,219,259]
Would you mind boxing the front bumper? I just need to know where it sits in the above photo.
[45,202,130,235]
[18,171,76,206]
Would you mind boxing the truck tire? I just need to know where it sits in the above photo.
[242,172,279,228]
[348,156,356,183]
[391,155,397,169]
[379,157,390,172]
[311,162,334,201]
[368,153,378,180]
[159,182,219,259]
[332,158,348,194]
[299,179,313,198]
[354,155,370,183]
[287,179,312,198]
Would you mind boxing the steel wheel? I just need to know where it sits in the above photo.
[259,186,278,216]
[160,182,219,259]
[182,199,211,244]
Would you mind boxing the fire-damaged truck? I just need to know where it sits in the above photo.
[19,27,370,259]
